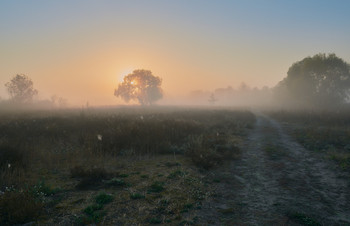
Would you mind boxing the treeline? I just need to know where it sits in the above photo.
[187,53,350,110]
[2,53,350,111]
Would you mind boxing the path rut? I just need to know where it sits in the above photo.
[200,114,350,225]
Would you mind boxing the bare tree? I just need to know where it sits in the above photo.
[114,69,163,105]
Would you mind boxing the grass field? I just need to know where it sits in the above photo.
[0,107,255,225]
[269,110,350,170]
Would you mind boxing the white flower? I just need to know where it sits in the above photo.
[97,134,102,141]
[140,115,144,120]
[8,163,11,168]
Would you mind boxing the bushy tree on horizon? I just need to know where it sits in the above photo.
[274,53,350,108]
[114,69,163,105]
[5,74,38,103]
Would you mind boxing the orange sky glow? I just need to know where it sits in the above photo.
[1,1,350,106]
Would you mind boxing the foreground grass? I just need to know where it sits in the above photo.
[269,110,350,170]
[0,107,254,225]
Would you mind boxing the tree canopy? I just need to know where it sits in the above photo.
[5,74,38,103]
[114,69,163,105]
[274,53,350,108]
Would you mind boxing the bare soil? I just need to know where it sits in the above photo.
[199,114,350,225]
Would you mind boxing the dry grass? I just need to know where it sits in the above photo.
[0,107,254,224]
[269,110,350,170]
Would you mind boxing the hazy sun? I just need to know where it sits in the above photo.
[119,68,134,82]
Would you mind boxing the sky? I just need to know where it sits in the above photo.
[1,0,350,106]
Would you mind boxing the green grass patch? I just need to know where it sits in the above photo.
[130,193,145,199]
[148,181,165,193]
[95,192,114,205]
[148,217,162,224]
[328,152,350,170]
[105,178,126,186]
[31,180,60,196]
[181,203,194,213]
[167,170,187,179]
[83,204,103,215]
[289,212,321,226]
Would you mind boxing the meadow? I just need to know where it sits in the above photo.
[0,107,255,225]
[269,109,350,170]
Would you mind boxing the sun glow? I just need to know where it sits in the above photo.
[119,68,134,83]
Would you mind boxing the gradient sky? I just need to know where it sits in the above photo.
[1,0,350,105]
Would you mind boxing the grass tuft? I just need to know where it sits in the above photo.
[130,193,145,199]
[149,181,165,193]
[289,212,321,226]
[95,192,114,205]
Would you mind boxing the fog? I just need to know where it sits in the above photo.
[1,53,350,112]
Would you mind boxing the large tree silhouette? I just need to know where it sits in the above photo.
[5,74,38,103]
[114,69,163,105]
[274,53,350,108]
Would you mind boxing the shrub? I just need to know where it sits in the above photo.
[70,166,109,190]
[70,166,109,179]
[186,135,240,169]
[82,204,105,224]
[83,203,103,215]
[30,180,60,196]
[95,192,114,205]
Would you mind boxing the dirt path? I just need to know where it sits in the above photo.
[199,114,350,225]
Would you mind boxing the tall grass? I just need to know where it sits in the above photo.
[0,107,255,224]
[269,109,350,169]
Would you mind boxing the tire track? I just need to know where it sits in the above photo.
[233,114,350,225]
[199,113,350,225]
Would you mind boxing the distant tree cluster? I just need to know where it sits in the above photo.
[114,69,163,105]
[274,53,350,109]
[2,74,68,109]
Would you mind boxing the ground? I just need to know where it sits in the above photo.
[198,113,350,225]
[1,109,349,225]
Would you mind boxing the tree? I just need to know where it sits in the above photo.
[114,69,163,105]
[5,74,38,103]
[275,53,350,108]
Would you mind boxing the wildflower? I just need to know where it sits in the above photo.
[97,134,102,141]
[8,163,11,168]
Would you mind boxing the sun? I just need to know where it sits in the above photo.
[119,68,134,83]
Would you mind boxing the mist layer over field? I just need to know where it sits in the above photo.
[1,1,350,108]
